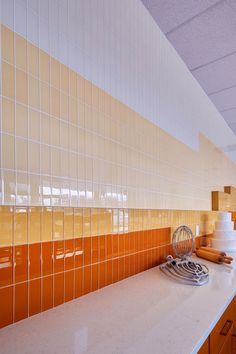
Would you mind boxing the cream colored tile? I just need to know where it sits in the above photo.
[29,109,40,141]
[51,87,60,117]
[2,98,15,134]
[40,81,50,113]
[41,113,51,144]
[52,148,60,176]
[2,61,15,98]
[28,43,39,77]
[16,69,28,105]
[29,141,40,173]
[2,134,15,170]
[16,103,28,138]
[51,118,60,146]
[29,75,40,109]
[61,64,69,93]
[15,34,27,71]
[2,170,16,205]
[41,144,51,175]
[29,175,41,206]
[16,138,28,171]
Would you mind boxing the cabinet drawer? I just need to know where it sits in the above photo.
[210,299,236,354]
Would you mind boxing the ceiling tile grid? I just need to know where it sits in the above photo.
[142,0,236,137]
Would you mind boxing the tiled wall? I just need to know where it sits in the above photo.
[1,25,236,210]
[0,206,216,329]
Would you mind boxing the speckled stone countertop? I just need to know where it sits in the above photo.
[1,255,236,354]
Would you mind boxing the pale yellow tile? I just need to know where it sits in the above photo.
[16,138,28,171]
[40,81,50,113]
[2,98,15,134]
[51,87,60,117]
[28,43,39,77]
[1,25,14,64]
[83,208,91,236]
[74,208,83,237]
[0,206,13,247]
[14,207,28,245]
[60,93,69,120]
[53,208,64,240]
[91,208,99,236]
[41,144,51,175]
[29,109,40,141]
[2,61,15,98]
[52,148,60,176]
[69,97,77,125]
[16,103,28,138]
[2,134,15,170]
[39,50,50,83]
[16,68,28,105]
[15,34,27,71]
[41,113,51,144]
[51,118,60,146]
[29,75,40,109]
[28,207,41,243]
[29,141,40,173]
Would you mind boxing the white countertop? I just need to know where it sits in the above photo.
[1,256,236,354]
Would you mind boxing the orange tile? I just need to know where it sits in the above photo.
[75,238,83,268]
[14,245,28,283]
[118,257,125,281]
[65,239,75,270]
[14,282,28,322]
[29,279,41,316]
[99,262,106,289]
[75,268,83,298]
[147,250,153,269]
[129,254,135,276]
[134,232,139,252]
[119,234,125,257]
[65,270,74,302]
[29,243,41,279]
[113,234,119,258]
[42,276,53,311]
[125,233,130,255]
[99,236,106,262]
[106,260,113,286]
[54,240,64,273]
[129,232,135,254]
[42,242,53,276]
[54,273,64,307]
[139,231,144,251]
[91,236,99,264]
[83,237,91,266]
[83,266,91,295]
[124,256,130,278]
[0,246,13,287]
[91,264,98,292]
[106,235,113,260]
[0,286,13,328]
[139,252,145,272]
[112,259,119,283]
[134,253,139,274]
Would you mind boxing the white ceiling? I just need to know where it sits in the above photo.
[141,0,236,135]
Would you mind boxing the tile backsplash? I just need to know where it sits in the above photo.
[0,206,217,328]
[1,24,236,210]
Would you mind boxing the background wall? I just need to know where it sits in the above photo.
[0,0,236,210]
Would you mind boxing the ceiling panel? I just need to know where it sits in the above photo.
[142,0,219,34]
[167,1,236,70]
[192,53,236,94]
[210,86,236,111]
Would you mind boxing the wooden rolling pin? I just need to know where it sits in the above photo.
[198,246,233,262]
[195,249,232,264]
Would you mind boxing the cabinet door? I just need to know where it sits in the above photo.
[198,337,209,354]
[211,319,233,354]
[219,321,233,354]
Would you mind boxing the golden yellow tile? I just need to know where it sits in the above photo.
[1,25,14,64]
[16,103,28,138]
[28,207,41,243]
[40,81,50,113]
[2,98,15,134]
[14,207,28,245]
[51,87,60,117]
[16,138,28,171]
[60,64,69,93]
[64,208,74,239]
[51,57,60,89]
[91,209,99,236]
[29,109,40,141]
[28,43,39,77]
[74,208,83,237]
[69,97,77,125]
[41,208,53,241]
[2,61,15,98]
[15,34,27,71]
[29,76,40,109]
[69,70,77,98]
[16,69,28,105]
[0,206,13,247]
[29,141,40,173]
[53,208,64,240]
[60,93,69,120]
[2,134,15,170]
[39,50,50,83]
[41,113,51,144]
[83,208,91,236]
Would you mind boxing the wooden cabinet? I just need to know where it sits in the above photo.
[198,297,236,354]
